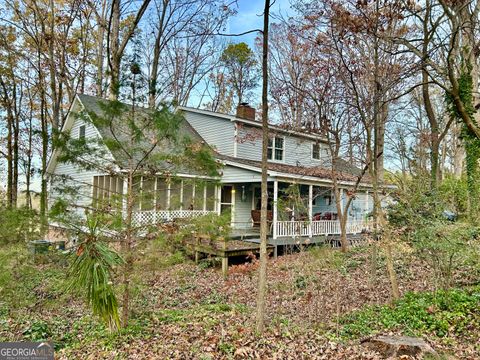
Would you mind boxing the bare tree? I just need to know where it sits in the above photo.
[255,0,271,335]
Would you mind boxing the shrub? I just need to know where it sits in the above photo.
[413,222,480,290]
[0,207,40,244]
[387,175,468,229]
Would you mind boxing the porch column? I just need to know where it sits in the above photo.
[364,190,369,215]
[179,180,184,210]
[308,184,313,238]
[273,180,278,240]
[216,185,221,215]
[122,178,128,220]
[153,177,158,223]
[340,188,345,215]
[166,179,171,221]
[231,186,236,228]
[203,184,207,212]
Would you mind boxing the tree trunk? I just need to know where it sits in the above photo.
[12,93,19,207]
[40,89,48,222]
[122,171,134,326]
[333,184,348,253]
[384,240,400,301]
[255,0,270,335]
[148,0,169,108]
[421,3,442,188]
[96,0,108,97]
[108,0,121,99]
[6,107,13,208]
[25,113,33,209]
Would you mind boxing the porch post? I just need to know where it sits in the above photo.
[340,188,345,217]
[122,178,128,220]
[180,180,184,210]
[364,190,369,215]
[231,186,236,228]
[308,184,313,238]
[217,185,221,215]
[153,177,158,223]
[273,180,278,240]
[203,184,207,212]
[166,179,171,221]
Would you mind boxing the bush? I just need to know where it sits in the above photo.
[0,207,40,244]
[387,175,469,229]
[437,175,469,215]
[339,286,480,340]
[413,222,480,289]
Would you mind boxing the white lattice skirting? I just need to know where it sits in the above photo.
[132,210,216,226]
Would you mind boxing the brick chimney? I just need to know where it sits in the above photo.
[236,102,256,121]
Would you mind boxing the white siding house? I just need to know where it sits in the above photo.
[47,95,387,242]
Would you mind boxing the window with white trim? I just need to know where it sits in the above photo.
[312,143,320,160]
[268,136,284,161]
[79,124,86,140]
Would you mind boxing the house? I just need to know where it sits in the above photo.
[47,94,384,247]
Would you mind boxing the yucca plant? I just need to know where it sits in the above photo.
[66,215,124,331]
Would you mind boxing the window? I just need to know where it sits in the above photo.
[267,136,284,161]
[324,195,332,206]
[79,124,86,140]
[312,143,320,160]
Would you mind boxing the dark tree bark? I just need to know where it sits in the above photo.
[255,0,270,335]
[107,0,152,100]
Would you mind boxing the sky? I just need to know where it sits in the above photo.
[226,0,293,47]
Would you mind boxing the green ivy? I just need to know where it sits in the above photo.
[337,286,480,340]
[446,61,480,219]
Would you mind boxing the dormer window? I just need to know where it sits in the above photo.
[313,143,329,161]
[312,143,320,160]
[79,124,86,140]
[268,136,284,161]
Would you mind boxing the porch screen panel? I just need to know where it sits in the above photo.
[92,175,122,208]
[169,178,182,210]
[205,183,216,211]
[141,177,155,211]
[156,177,168,210]
[132,176,141,211]
[193,182,205,210]
[183,181,194,210]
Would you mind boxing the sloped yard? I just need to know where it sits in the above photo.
[0,242,479,359]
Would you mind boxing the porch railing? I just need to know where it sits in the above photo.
[132,209,216,227]
[275,219,372,238]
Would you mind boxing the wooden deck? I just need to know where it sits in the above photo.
[187,236,274,278]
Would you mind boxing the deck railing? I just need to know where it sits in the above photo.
[132,209,216,227]
[275,219,372,238]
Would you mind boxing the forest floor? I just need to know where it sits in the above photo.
[0,241,479,359]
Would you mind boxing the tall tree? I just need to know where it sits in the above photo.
[255,0,270,335]
[220,42,258,110]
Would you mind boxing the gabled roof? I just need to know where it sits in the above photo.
[178,106,329,143]
[78,94,206,158]
[46,94,215,176]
